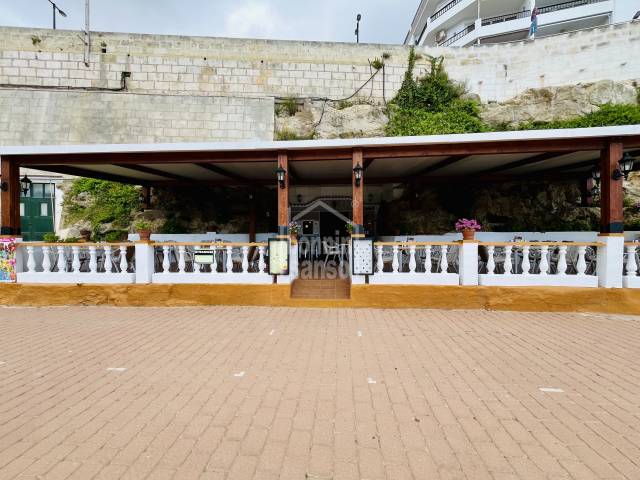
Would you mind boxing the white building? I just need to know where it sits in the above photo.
[405,0,638,47]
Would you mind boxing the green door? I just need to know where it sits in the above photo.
[20,183,55,241]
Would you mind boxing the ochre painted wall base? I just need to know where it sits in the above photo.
[0,284,639,315]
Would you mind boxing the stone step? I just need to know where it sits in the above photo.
[291,278,351,299]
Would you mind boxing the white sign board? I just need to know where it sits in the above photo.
[352,238,374,275]
[268,238,290,275]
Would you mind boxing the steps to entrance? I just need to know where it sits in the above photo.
[291,278,351,299]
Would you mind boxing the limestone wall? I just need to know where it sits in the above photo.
[0,90,273,145]
[0,22,638,145]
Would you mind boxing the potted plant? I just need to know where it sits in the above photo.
[288,221,300,239]
[134,220,152,241]
[455,218,481,241]
[345,222,354,235]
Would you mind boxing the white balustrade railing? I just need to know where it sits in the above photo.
[623,243,640,288]
[152,242,271,284]
[17,243,135,284]
[479,242,599,287]
[369,243,460,285]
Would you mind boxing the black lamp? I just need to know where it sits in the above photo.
[620,152,635,180]
[353,163,363,187]
[276,165,287,189]
[20,175,32,196]
[0,181,7,192]
[591,164,601,186]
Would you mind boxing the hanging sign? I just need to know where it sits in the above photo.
[268,238,289,275]
[352,238,374,275]
[194,250,215,264]
[0,238,17,283]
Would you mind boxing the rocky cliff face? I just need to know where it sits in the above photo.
[481,80,639,127]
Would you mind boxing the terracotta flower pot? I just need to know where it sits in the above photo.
[138,229,151,241]
[461,228,475,241]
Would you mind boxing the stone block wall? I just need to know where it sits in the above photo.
[0,22,638,145]
[0,90,273,145]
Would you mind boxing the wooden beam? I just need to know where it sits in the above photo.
[476,152,570,175]
[600,141,624,234]
[277,151,289,236]
[363,158,375,171]
[538,159,597,174]
[1,156,20,236]
[352,149,364,233]
[114,164,195,182]
[414,155,469,175]
[194,163,249,182]
[34,165,151,186]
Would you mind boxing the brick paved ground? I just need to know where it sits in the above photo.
[0,307,639,480]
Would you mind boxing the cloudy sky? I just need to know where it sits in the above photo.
[0,0,417,44]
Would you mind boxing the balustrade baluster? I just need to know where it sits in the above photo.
[392,245,400,273]
[440,245,448,274]
[104,246,112,273]
[89,246,98,273]
[409,245,417,273]
[26,246,35,273]
[241,246,249,273]
[521,246,531,275]
[258,246,266,273]
[424,246,432,274]
[210,246,218,274]
[162,245,170,273]
[626,246,638,277]
[576,246,587,276]
[539,246,549,275]
[504,245,513,274]
[178,246,186,273]
[71,246,81,272]
[42,246,52,272]
[57,246,66,273]
[486,246,495,274]
[376,246,384,273]
[119,245,128,273]
[557,246,568,276]
[226,246,233,273]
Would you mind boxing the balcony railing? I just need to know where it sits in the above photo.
[538,0,609,15]
[430,0,464,22]
[438,24,475,47]
[482,10,531,26]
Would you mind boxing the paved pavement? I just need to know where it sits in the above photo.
[0,306,639,480]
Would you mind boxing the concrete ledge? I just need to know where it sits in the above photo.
[1,284,639,314]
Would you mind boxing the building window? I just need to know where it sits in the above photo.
[40,203,49,216]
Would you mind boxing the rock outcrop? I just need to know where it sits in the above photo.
[481,80,639,127]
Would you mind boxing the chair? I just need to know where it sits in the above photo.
[323,240,342,267]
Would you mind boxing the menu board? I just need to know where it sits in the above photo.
[352,238,374,275]
[268,238,289,275]
[193,250,215,264]
[0,238,17,282]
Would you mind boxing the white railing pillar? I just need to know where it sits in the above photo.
[504,245,513,274]
[57,246,66,273]
[225,246,233,273]
[119,245,128,274]
[539,246,549,276]
[88,246,98,273]
[625,245,638,278]
[597,234,624,288]
[103,246,113,273]
[424,246,432,275]
[521,246,530,276]
[162,245,171,273]
[258,246,266,273]
[26,246,36,273]
[392,245,400,273]
[42,246,52,273]
[241,246,249,273]
[576,246,587,277]
[178,246,186,273]
[409,245,417,273]
[439,245,449,275]
[486,246,495,275]
[557,246,567,276]
[134,242,153,284]
[458,241,478,286]
[71,246,80,272]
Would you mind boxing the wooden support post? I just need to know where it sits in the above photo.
[248,190,256,243]
[352,148,364,235]
[599,141,624,234]
[140,186,151,210]
[277,151,289,236]
[0,156,20,236]
[579,177,594,207]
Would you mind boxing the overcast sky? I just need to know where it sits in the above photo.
[0,0,417,44]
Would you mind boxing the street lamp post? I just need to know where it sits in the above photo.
[47,0,67,29]
[355,14,362,43]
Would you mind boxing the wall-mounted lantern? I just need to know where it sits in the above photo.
[353,163,363,187]
[276,165,287,189]
[20,175,32,196]
[618,153,635,180]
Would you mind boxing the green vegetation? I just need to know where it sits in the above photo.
[386,49,485,137]
[275,129,315,141]
[511,104,640,131]
[133,220,152,231]
[64,178,140,238]
[42,232,59,243]
[275,97,299,117]
[370,58,384,71]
